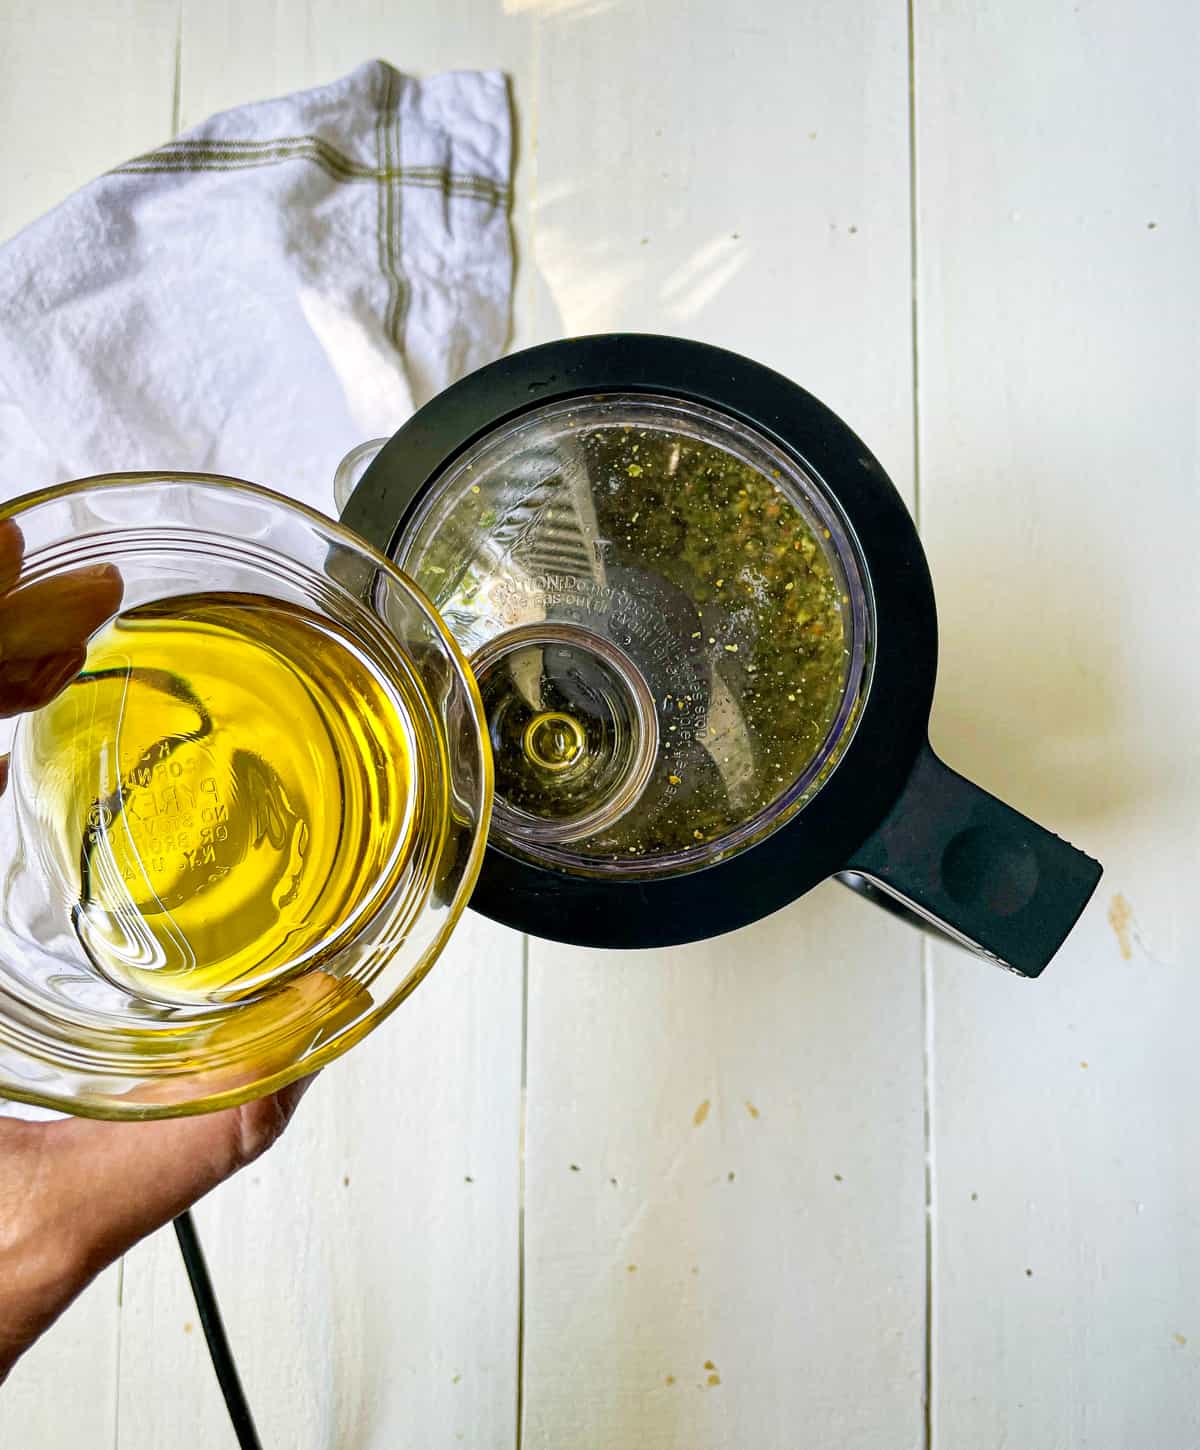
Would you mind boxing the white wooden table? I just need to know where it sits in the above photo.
[2,2,1197,1446]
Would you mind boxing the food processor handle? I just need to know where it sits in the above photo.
[333,438,390,515]
[840,742,1102,977]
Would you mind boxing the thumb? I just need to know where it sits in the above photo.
[41,1077,314,1282]
[40,967,370,1270]
[0,1081,312,1379]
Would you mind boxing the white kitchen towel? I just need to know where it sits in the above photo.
[0,59,512,513]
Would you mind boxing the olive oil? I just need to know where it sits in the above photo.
[19,592,423,1006]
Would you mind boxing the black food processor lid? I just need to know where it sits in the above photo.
[343,334,1100,969]
[343,334,936,944]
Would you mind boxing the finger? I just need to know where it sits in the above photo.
[0,564,123,662]
[0,646,86,719]
[0,520,22,594]
[0,756,7,795]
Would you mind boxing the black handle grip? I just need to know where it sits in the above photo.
[842,743,1102,977]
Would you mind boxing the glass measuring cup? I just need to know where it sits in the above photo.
[0,475,491,1119]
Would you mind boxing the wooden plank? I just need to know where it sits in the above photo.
[0,5,529,1446]
[915,2,1200,1445]
[98,9,530,1448]
[521,3,927,1446]
[523,904,927,1450]
[0,4,176,1447]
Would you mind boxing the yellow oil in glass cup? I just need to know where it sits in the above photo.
[0,475,492,1119]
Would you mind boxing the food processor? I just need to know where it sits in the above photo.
[340,333,1102,976]
[0,334,1102,1126]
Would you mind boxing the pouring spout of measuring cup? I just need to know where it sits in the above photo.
[840,742,1102,978]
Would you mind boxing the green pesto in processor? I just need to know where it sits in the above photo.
[558,425,849,855]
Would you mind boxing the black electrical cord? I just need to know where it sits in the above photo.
[173,1210,263,1450]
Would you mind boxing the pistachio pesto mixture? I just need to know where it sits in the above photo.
[549,425,850,857]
